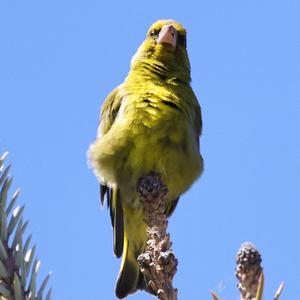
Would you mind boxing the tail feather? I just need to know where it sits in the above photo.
[113,189,124,257]
[115,202,148,299]
[136,270,146,291]
[102,189,175,299]
[104,185,124,258]
[115,239,140,299]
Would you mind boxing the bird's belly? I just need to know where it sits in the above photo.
[127,130,203,199]
[90,115,203,201]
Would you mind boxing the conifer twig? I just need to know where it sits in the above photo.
[0,152,51,300]
[235,242,263,300]
[137,172,178,300]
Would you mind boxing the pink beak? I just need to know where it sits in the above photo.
[157,24,177,48]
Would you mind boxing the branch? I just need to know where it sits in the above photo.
[137,172,178,300]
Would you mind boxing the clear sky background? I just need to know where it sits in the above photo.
[0,1,299,299]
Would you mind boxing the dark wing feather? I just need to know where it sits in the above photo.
[194,103,203,150]
[113,189,124,257]
[98,85,123,136]
[104,186,124,258]
[165,197,180,217]
[100,183,108,207]
[108,187,114,226]
[97,85,124,258]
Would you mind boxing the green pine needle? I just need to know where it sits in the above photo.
[274,282,284,300]
[210,290,221,300]
[0,152,52,300]
[255,272,264,300]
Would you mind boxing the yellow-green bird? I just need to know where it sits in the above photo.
[88,19,203,299]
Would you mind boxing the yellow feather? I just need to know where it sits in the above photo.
[88,19,204,298]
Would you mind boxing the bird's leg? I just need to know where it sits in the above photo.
[137,172,178,300]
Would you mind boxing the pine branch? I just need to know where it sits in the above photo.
[0,152,52,300]
[137,172,178,300]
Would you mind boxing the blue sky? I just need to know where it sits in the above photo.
[0,1,299,299]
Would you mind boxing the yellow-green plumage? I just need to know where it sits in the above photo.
[89,19,203,299]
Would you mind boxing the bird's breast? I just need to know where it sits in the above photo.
[90,90,202,200]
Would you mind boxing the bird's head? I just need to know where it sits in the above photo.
[130,20,191,83]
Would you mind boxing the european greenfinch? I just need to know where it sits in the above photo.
[89,19,203,299]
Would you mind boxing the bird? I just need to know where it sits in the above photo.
[88,19,204,299]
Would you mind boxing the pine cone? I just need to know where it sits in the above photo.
[235,242,263,300]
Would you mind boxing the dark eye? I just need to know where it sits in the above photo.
[177,33,187,47]
[150,29,159,37]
